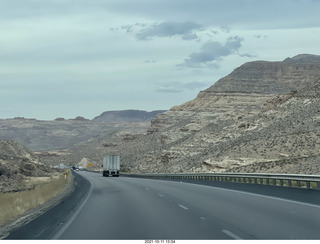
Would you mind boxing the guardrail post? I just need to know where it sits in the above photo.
[274,179,277,186]
[306,181,311,189]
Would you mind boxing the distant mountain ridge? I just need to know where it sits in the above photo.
[93,110,167,122]
[0,110,165,151]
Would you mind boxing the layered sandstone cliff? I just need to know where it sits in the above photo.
[140,54,320,173]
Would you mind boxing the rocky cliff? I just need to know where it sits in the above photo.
[0,140,58,192]
[141,54,320,173]
[149,54,320,132]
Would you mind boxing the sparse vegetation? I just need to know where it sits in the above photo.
[0,172,69,226]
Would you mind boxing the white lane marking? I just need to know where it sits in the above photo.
[178,204,188,210]
[52,177,94,239]
[145,188,150,191]
[34,226,50,237]
[158,194,164,198]
[200,217,206,220]
[222,229,243,240]
[195,184,320,209]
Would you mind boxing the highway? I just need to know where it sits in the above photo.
[6,170,320,239]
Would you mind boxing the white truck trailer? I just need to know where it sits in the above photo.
[102,155,120,177]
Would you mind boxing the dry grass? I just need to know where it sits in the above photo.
[0,172,69,226]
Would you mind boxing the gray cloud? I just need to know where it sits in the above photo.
[155,81,209,93]
[181,36,244,68]
[240,53,257,58]
[136,21,203,40]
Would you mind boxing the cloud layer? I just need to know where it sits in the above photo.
[136,21,203,40]
[1,0,320,119]
[181,36,245,68]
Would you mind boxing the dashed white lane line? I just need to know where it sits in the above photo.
[158,194,164,198]
[145,188,150,191]
[178,204,189,210]
[221,229,243,240]
[200,217,206,220]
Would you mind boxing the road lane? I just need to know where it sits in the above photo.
[54,171,320,239]
[56,171,236,239]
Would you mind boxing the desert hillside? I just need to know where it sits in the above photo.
[0,140,61,193]
[0,110,165,151]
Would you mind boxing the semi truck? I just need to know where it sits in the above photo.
[102,155,120,177]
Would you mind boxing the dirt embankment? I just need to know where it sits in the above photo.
[0,140,75,239]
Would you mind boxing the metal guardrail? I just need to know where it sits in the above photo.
[123,172,320,190]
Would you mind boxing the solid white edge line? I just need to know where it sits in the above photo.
[178,204,188,210]
[192,183,320,209]
[222,229,243,240]
[51,174,94,239]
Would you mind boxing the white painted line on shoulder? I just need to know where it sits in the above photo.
[178,204,188,210]
[221,229,243,240]
[158,194,164,198]
[195,184,320,209]
[52,177,94,239]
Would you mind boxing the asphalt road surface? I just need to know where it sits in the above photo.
[7,170,320,239]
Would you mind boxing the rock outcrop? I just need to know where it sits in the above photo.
[0,140,57,193]
[139,54,320,173]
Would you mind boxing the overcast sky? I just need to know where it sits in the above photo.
[1,0,320,120]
